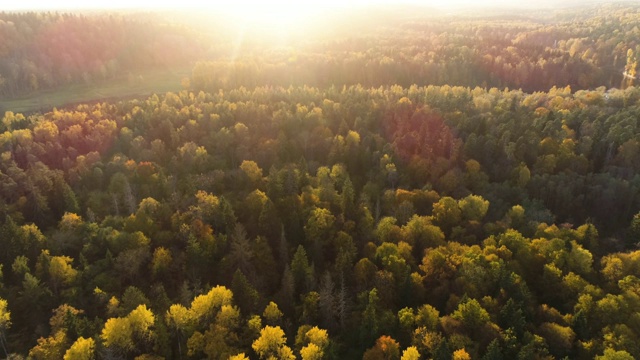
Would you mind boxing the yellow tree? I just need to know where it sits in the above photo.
[299,326,329,360]
[101,317,134,353]
[151,247,172,279]
[48,255,78,295]
[401,346,420,360]
[304,207,336,266]
[625,48,637,79]
[300,343,322,360]
[263,301,284,326]
[101,305,155,356]
[165,304,192,357]
[252,325,295,360]
[63,337,95,360]
[0,298,10,359]
[229,354,249,360]
[29,330,67,360]
[240,160,263,188]
[165,286,240,358]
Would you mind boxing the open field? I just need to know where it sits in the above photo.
[0,67,191,114]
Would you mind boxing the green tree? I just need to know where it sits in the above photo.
[231,270,260,316]
[121,286,151,314]
[602,324,639,359]
[259,199,282,245]
[402,215,445,258]
[433,338,452,360]
[482,339,504,360]
[458,195,489,222]
[226,223,255,281]
[629,212,640,247]
[416,304,440,331]
[595,348,635,360]
[341,176,357,219]
[432,197,462,235]
[252,236,279,293]
[291,245,313,294]
[360,288,382,346]
[498,299,525,337]
[375,217,402,244]
[537,322,575,358]
[451,298,490,332]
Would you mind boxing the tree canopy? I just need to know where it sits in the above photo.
[2,3,640,359]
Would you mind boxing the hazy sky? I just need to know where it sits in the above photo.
[3,0,590,11]
[10,0,361,10]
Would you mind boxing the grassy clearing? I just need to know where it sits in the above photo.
[0,67,191,114]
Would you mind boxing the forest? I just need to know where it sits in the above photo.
[1,2,640,360]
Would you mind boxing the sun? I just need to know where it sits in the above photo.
[220,0,319,35]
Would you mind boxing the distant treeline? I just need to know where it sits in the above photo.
[0,12,204,97]
[191,4,640,93]
[2,4,640,99]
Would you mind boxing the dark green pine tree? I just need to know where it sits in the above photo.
[51,173,80,218]
[433,338,452,360]
[628,212,640,248]
[258,199,281,250]
[483,339,504,360]
[359,288,380,349]
[231,269,260,316]
[498,299,526,338]
[341,175,356,220]
[572,309,589,340]
[215,196,237,235]
[291,245,312,294]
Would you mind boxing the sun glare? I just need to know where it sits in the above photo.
[222,1,313,28]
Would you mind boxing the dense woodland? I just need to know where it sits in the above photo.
[190,3,640,93]
[2,2,640,360]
